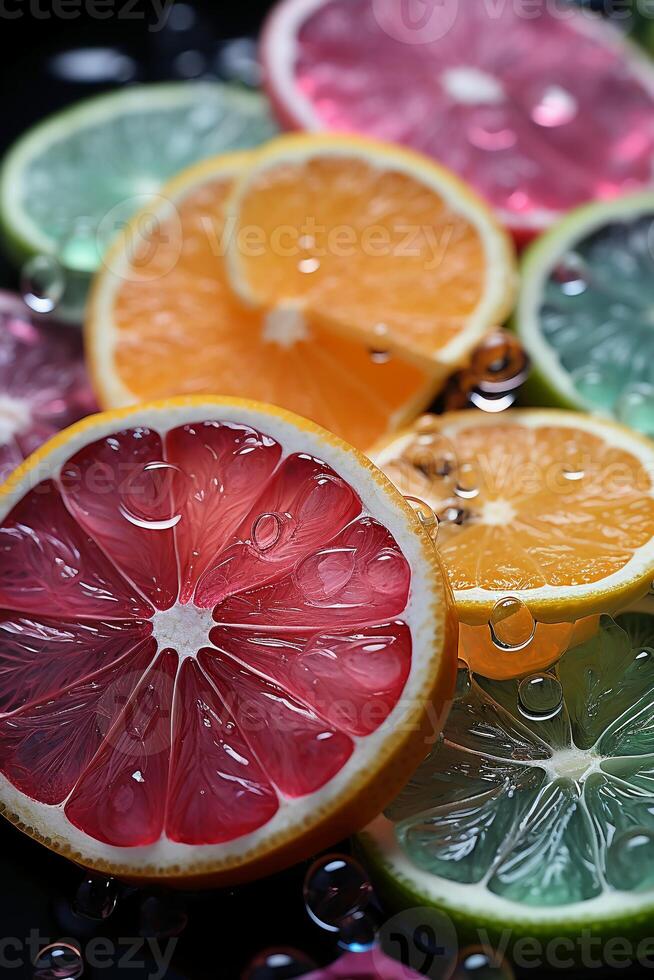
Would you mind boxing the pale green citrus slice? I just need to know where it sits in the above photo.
[0,83,277,320]
[360,610,654,945]
[516,192,654,436]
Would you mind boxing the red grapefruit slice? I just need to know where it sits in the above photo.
[0,290,96,481]
[262,0,654,236]
[0,397,455,885]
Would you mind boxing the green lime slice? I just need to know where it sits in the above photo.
[360,611,654,949]
[515,192,654,437]
[0,82,278,320]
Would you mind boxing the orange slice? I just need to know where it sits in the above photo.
[0,396,456,886]
[86,136,516,450]
[374,409,654,677]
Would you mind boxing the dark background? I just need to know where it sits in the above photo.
[0,2,648,978]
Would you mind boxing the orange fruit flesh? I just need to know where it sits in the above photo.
[383,419,654,598]
[106,173,434,450]
[230,155,491,362]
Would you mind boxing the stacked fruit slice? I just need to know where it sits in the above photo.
[87,134,516,449]
[0,397,456,885]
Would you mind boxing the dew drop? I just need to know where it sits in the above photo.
[21,255,65,314]
[518,673,563,721]
[453,946,515,978]
[405,495,439,536]
[119,461,186,530]
[455,462,480,499]
[531,85,577,128]
[489,597,535,652]
[251,512,284,552]
[243,948,317,980]
[455,658,472,700]
[552,252,588,296]
[469,390,516,413]
[298,257,320,274]
[439,503,470,526]
[369,348,391,364]
[33,942,84,980]
[616,383,654,437]
[73,875,119,920]
[303,853,373,932]
[605,828,654,892]
[560,442,586,482]
[337,909,377,952]
[294,547,357,603]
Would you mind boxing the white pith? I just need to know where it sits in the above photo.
[517,191,654,413]
[0,399,448,873]
[261,0,654,231]
[0,82,273,258]
[0,394,31,444]
[374,409,654,615]
[151,605,217,661]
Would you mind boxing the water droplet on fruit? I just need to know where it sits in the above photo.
[251,512,284,552]
[605,828,654,891]
[455,462,480,499]
[243,948,317,980]
[298,257,320,274]
[33,943,83,980]
[469,390,516,413]
[453,946,514,978]
[295,547,357,603]
[489,597,535,651]
[21,255,65,314]
[531,85,577,128]
[73,875,119,920]
[404,496,439,536]
[303,853,373,932]
[439,503,470,525]
[552,253,588,296]
[59,218,101,274]
[616,383,654,436]
[518,673,563,721]
[119,461,186,530]
[369,348,391,363]
[337,909,377,952]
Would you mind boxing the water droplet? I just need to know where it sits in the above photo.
[337,909,377,952]
[298,257,320,274]
[531,85,577,128]
[405,495,439,536]
[119,461,186,531]
[303,853,373,932]
[455,658,471,700]
[243,948,317,980]
[605,828,654,892]
[453,946,514,978]
[560,441,586,482]
[468,390,516,413]
[489,597,535,652]
[216,36,261,87]
[369,348,391,364]
[33,943,84,980]
[552,253,588,296]
[616,383,654,436]
[139,895,188,938]
[439,503,470,526]
[406,433,456,478]
[455,462,480,499]
[295,547,356,604]
[518,673,563,721]
[59,218,101,274]
[251,512,284,552]
[73,875,119,920]
[21,255,65,314]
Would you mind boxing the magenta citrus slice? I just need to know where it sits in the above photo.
[262,0,654,235]
[0,397,455,885]
[0,291,96,481]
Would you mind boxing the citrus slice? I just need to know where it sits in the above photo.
[374,409,654,634]
[87,136,515,449]
[0,83,278,320]
[0,290,96,482]
[261,0,654,237]
[0,396,455,885]
[360,610,654,946]
[516,192,654,437]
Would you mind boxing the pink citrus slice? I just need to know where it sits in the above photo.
[262,0,654,236]
[0,397,455,885]
[0,290,96,481]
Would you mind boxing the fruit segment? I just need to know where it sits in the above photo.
[0,480,151,620]
[215,517,410,629]
[60,428,179,610]
[209,621,411,737]
[65,649,177,847]
[166,421,282,603]
[200,648,353,797]
[166,659,279,845]
[195,453,361,606]
[0,638,155,805]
